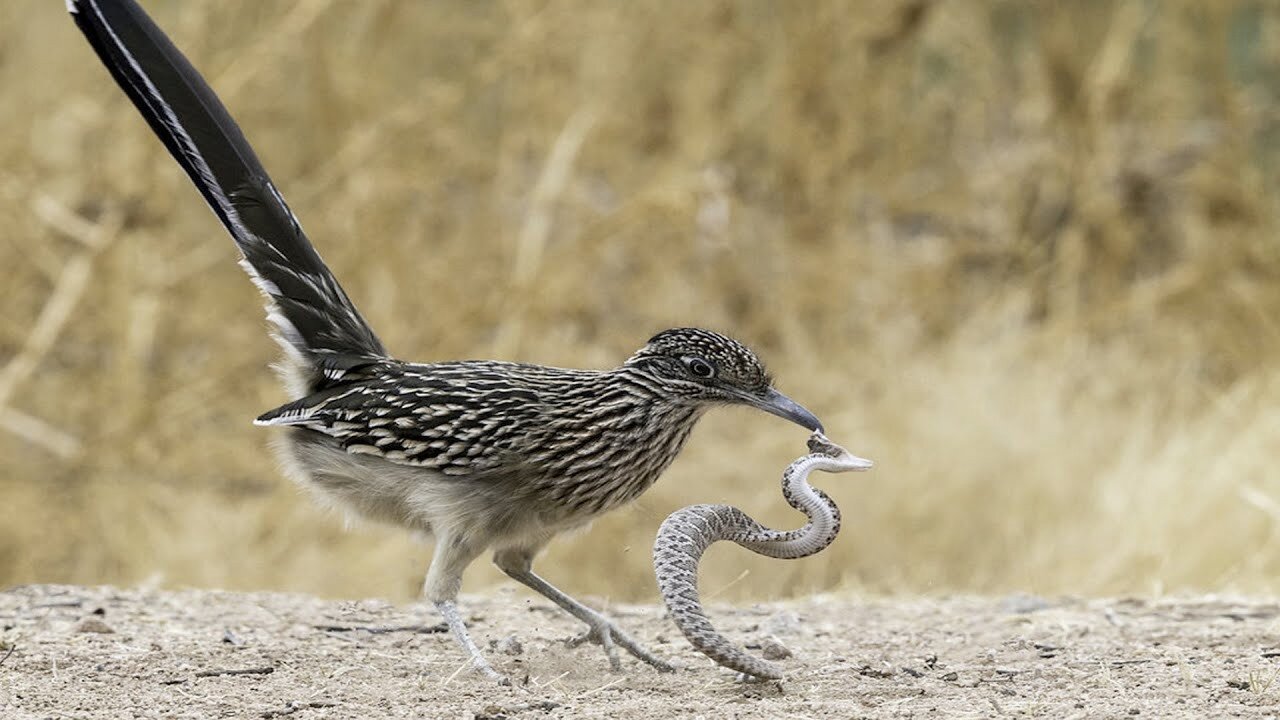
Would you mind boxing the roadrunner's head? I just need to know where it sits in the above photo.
[625,328,823,432]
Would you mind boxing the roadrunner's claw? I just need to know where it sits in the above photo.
[612,627,677,673]
[567,617,674,672]
[481,665,511,685]
[568,621,622,671]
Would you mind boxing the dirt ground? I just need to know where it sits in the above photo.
[1,585,1278,719]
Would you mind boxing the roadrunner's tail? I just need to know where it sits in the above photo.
[69,0,387,396]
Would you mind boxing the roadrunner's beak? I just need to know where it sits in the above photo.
[751,388,824,433]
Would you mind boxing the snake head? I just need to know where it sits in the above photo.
[807,432,874,470]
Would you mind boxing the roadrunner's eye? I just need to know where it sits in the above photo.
[684,357,716,379]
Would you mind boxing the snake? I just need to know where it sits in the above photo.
[653,432,873,680]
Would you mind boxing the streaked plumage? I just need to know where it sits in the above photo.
[69,0,823,683]
[263,357,706,527]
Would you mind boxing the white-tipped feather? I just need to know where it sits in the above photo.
[85,0,321,387]
[86,1,253,245]
[80,0,376,394]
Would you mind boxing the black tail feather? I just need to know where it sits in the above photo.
[69,0,387,391]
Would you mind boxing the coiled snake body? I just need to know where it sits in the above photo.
[654,433,873,680]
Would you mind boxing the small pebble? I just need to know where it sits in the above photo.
[74,618,115,634]
[761,638,792,660]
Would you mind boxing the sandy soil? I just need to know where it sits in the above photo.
[1,584,1278,719]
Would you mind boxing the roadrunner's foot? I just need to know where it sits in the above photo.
[494,550,677,674]
[476,661,511,685]
[566,613,677,673]
[435,599,510,685]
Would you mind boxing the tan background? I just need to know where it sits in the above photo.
[3,0,1280,604]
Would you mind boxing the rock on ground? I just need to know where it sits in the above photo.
[1,584,1278,719]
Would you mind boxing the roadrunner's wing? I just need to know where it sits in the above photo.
[254,361,587,476]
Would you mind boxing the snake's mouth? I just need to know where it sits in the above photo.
[748,388,824,433]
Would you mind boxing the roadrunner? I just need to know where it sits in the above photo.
[69,0,824,682]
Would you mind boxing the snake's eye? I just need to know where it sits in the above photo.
[683,356,716,380]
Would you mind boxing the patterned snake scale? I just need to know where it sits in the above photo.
[654,432,873,680]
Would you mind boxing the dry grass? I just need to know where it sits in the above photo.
[5,0,1280,603]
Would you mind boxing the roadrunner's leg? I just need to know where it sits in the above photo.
[493,547,676,672]
[426,533,508,683]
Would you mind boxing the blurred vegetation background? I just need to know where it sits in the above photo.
[4,0,1280,604]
